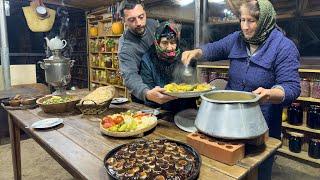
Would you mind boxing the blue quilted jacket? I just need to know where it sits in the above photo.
[200,28,301,139]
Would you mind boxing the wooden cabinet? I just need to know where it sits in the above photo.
[196,59,320,165]
[86,8,128,98]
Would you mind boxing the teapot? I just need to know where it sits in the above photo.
[45,36,67,50]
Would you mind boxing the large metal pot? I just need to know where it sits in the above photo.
[195,90,268,139]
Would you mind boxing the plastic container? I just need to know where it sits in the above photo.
[300,78,310,97]
[287,103,303,125]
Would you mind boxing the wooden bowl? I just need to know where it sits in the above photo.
[9,99,21,107]
[36,95,80,113]
[21,97,37,106]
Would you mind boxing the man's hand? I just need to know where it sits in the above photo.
[253,87,285,104]
[146,86,177,104]
[181,49,203,65]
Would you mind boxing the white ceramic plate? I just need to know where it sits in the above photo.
[30,118,63,129]
[174,109,198,132]
[111,98,129,104]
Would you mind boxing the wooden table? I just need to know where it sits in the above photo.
[6,100,281,180]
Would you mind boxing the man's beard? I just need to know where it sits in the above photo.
[131,26,146,36]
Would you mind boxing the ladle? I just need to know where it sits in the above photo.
[183,64,193,77]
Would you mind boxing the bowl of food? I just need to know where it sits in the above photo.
[36,95,80,113]
[163,83,214,98]
[21,97,37,106]
[9,99,21,107]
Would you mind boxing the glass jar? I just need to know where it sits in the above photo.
[307,105,320,129]
[287,103,303,125]
[96,70,100,81]
[113,58,119,69]
[105,56,112,68]
[311,79,320,99]
[200,69,208,83]
[300,78,310,97]
[100,40,106,52]
[92,70,96,81]
[209,71,218,82]
[109,71,116,84]
[116,72,123,86]
[90,41,95,52]
[94,40,99,53]
[288,132,304,153]
[219,72,228,80]
[308,139,320,159]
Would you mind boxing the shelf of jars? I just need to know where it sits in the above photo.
[282,122,320,135]
[278,146,320,165]
[279,129,320,165]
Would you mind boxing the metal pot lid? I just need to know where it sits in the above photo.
[201,90,260,104]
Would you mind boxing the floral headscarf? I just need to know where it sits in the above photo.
[154,21,181,63]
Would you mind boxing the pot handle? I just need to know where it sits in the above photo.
[37,61,47,69]
[62,74,71,85]
[61,40,67,49]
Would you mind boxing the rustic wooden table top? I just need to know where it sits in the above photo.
[6,90,282,180]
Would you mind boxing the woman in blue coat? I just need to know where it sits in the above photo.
[182,0,300,179]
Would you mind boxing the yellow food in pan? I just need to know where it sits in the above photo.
[164,83,211,93]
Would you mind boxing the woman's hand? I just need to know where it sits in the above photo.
[253,87,285,104]
[146,86,177,104]
[181,49,203,65]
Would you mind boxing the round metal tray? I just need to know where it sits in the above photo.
[163,87,215,98]
[103,139,201,180]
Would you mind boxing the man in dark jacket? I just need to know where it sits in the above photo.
[118,0,175,104]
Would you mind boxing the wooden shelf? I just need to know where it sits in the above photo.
[100,18,112,23]
[88,17,112,24]
[73,65,87,68]
[91,80,125,89]
[282,122,320,135]
[298,69,320,73]
[90,66,105,70]
[89,51,117,54]
[278,146,320,165]
[197,65,229,69]
[90,35,121,39]
[106,34,122,37]
[297,96,320,103]
[72,77,88,82]
[197,65,320,73]
[106,68,117,71]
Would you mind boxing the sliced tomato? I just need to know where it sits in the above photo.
[103,122,113,129]
[113,116,124,124]
[102,116,113,124]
